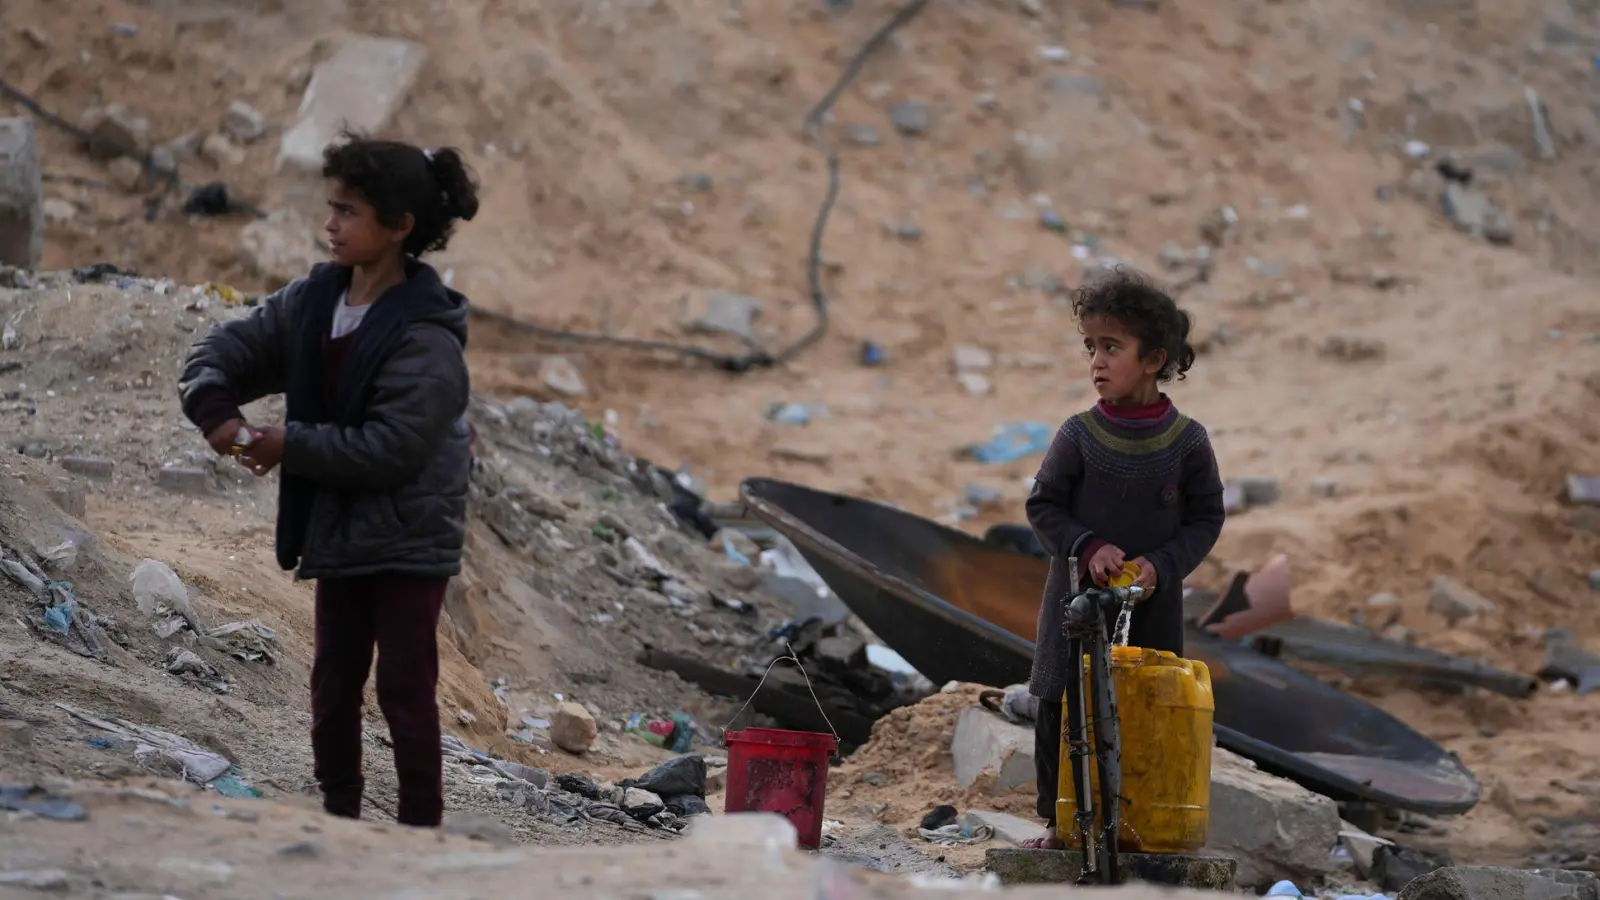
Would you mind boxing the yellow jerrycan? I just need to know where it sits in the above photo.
[1055,564,1215,854]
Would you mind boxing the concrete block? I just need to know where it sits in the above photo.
[278,36,428,172]
[1205,747,1341,889]
[963,809,1042,844]
[0,117,43,270]
[950,706,1035,793]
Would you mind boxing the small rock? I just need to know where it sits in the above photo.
[681,289,763,342]
[1427,576,1494,626]
[456,709,477,726]
[550,701,598,754]
[537,356,586,398]
[220,101,267,144]
[622,787,664,812]
[956,372,992,396]
[1372,844,1450,893]
[278,840,320,857]
[890,100,932,135]
[1309,478,1337,498]
[858,772,886,786]
[952,344,994,372]
[842,124,881,146]
[1440,183,1512,245]
[41,198,77,225]
[108,156,145,192]
[1588,571,1600,590]
[1222,481,1247,514]
[1157,243,1188,271]
[202,133,246,167]
[884,218,921,241]
[81,104,150,160]
[20,26,50,48]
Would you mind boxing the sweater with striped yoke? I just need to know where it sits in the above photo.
[1025,396,1225,698]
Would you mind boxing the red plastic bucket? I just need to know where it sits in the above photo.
[722,727,838,850]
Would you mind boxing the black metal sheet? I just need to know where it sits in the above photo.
[741,477,1480,815]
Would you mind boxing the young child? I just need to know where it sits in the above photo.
[1020,268,1225,849]
[177,134,480,828]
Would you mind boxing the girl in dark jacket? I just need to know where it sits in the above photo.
[178,135,479,827]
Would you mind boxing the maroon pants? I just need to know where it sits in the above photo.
[310,574,448,827]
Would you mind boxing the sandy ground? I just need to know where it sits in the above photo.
[1,0,1598,883]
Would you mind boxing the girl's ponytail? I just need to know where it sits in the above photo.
[426,147,480,223]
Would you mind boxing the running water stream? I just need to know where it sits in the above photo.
[1112,599,1135,647]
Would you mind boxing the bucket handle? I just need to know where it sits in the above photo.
[719,641,841,744]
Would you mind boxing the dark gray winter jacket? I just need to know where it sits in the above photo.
[178,261,471,580]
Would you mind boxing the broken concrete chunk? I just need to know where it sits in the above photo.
[950,706,1034,793]
[1206,746,1340,889]
[550,701,597,754]
[220,100,267,144]
[537,356,586,398]
[201,133,246,167]
[0,117,44,270]
[1428,576,1494,626]
[277,36,428,172]
[680,289,763,342]
[952,344,994,373]
[1441,183,1512,246]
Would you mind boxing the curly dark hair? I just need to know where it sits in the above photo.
[1071,266,1196,382]
[321,131,480,258]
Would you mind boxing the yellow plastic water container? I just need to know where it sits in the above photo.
[1055,645,1215,854]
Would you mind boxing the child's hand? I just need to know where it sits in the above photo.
[239,425,286,477]
[1086,543,1126,586]
[1128,557,1157,593]
[204,418,248,457]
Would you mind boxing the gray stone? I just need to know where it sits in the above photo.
[678,172,713,191]
[1441,183,1512,245]
[1206,747,1341,889]
[1428,576,1494,626]
[842,124,881,147]
[278,35,428,172]
[681,289,763,342]
[1566,474,1600,505]
[1588,570,1600,590]
[1222,481,1247,514]
[985,848,1237,889]
[890,100,932,136]
[220,100,267,144]
[1044,74,1106,99]
[0,117,43,270]
[950,706,1034,793]
[952,344,994,372]
[1397,866,1594,900]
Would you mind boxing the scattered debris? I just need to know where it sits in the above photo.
[56,703,232,784]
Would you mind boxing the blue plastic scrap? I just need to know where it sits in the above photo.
[41,582,78,634]
[961,421,1054,464]
[0,785,88,821]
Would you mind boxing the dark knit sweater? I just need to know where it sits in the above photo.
[1025,396,1225,698]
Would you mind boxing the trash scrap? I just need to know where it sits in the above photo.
[959,421,1052,465]
[211,773,263,799]
[918,815,996,846]
[624,712,696,754]
[205,620,279,664]
[0,784,88,821]
[1538,629,1600,696]
[56,702,231,783]
[978,684,1039,725]
[130,558,204,634]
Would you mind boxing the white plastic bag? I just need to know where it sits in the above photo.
[130,558,195,624]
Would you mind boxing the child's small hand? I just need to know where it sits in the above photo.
[1128,557,1157,593]
[239,424,286,477]
[1086,543,1126,586]
[204,418,248,457]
